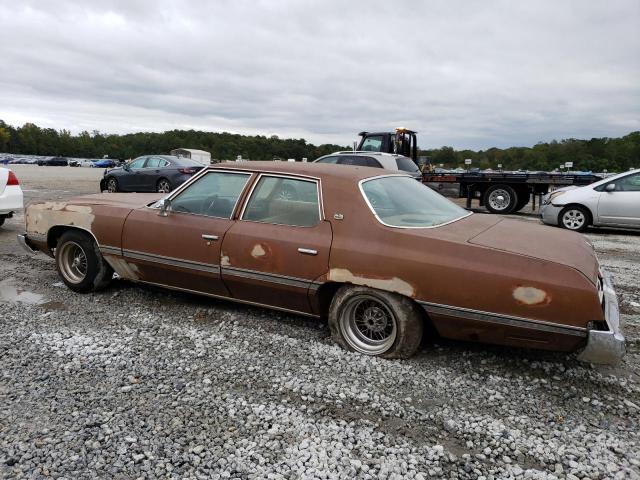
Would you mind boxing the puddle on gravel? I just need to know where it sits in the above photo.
[0,278,44,305]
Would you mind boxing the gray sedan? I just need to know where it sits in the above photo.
[541,169,640,231]
[100,155,205,193]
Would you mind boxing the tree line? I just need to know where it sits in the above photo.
[1,120,638,171]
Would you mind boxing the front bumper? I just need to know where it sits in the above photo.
[17,233,39,254]
[539,202,563,226]
[577,270,625,364]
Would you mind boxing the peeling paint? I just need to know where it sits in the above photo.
[251,244,266,258]
[26,202,95,236]
[103,255,140,281]
[513,286,550,306]
[328,268,415,297]
[220,254,231,267]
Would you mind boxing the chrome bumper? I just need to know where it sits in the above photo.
[17,233,38,254]
[577,270,625,365]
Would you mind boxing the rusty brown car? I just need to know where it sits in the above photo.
[18,162,625,364]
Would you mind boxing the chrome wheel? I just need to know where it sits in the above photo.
[339,295,397,355]
[157,179,171,193]
[107,178,118,193]
[488,188,511,212]
[57,241,88,284]
[562,209,586,230]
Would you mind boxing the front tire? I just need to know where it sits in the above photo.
[559,205,590,232]
[106,177,119,193]
[55,230,113,293]
[328,285,423,359]
[484,185,518,214]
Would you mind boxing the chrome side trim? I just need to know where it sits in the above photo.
[417,300,587,337]
[122,249,219,274]
[99,245,121,255]
[222,266,321,291]
[133,279,319,318]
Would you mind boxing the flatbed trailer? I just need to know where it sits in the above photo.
[422,171,602,214]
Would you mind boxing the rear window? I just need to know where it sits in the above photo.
[395,156,420,173]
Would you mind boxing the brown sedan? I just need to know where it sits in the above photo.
[18,162,624,364]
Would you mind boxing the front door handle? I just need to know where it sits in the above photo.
[202,234,219,241]
[297,248,317,256]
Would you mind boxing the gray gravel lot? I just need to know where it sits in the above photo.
[1,165,639,479]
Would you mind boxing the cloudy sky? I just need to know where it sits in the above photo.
[0,0,638,149]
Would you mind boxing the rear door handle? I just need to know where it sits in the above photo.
[298,248,317,255]
[202,234,219,241]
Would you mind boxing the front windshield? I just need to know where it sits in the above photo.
[361,176,470,228]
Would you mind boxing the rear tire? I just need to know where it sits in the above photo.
[0,217,5,227]
[328,285,423,359]
[559,205,590,232]
[157,178,172,193]
[513,193,530,212]
[484,185,518,214]
[55,230,113,293]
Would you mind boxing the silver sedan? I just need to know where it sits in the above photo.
[541,169,640,232]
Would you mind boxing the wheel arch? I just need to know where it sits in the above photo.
[47,225,100,252]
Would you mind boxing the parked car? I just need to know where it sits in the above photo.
[37,156,68,166]
[314,151,422,180]
[91,159,117,168]
[100,155,204,193]
[541,168,640,231]
[19,162,623,364]
[0,168,23,227]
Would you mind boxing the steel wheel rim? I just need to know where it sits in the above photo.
[107,179,117,192]
[563,209,585,230]
[158,180,171,193]
[339,295,397,355]
[58,241,88,284]
[488,189,511,211]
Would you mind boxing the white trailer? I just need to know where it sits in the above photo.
[170,148,211,165]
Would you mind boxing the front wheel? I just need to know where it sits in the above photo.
[559,205,590,232]
[106,177,119,193]
[55,230,113,293]
[328,285,424,359]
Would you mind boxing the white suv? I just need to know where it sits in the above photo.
[314,151,422,180]
[0,167,24,227]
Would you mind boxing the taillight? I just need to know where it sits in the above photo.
[178,167,197,174]
[7,170,19,186]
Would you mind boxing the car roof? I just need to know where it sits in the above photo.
[208,160,404,181]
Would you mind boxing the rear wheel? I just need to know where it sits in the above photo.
[106,177,119,193]
[513,192,530,212]
[559,205,590,232]
[55,230,113,293]
[484,184,518,214]
[329,285,423,359]
[157,178,172,193]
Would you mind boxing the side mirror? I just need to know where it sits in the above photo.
[605,183,616,192]
[158,198,172,217]
[123,163,130,171]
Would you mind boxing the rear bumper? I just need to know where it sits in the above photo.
[0,185,23,215]
[577,270,625,365]
[17,233,39,254]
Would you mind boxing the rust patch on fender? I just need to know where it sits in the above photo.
[328,268,415,297]
[513,286,550,306]
[26,202,95,236]
[103,255,141,281]
[251,244,266,258]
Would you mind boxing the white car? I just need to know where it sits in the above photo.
[314,151,422,180]
[541,169,640,231]
[0,167,24,227]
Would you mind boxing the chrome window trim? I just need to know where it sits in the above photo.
[239,173,325,228]
[358,174,472,230]
[151,170,252,220]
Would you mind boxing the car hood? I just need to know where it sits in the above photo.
[468,217,599,284]
[68,193,164,208]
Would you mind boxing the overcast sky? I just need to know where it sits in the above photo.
[0,0,638,149]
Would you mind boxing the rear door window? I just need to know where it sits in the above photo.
[339,156,383,168]
[146,157,164,168]
[242,176,320,227]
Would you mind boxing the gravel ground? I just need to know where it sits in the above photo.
[1,166,639,479]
